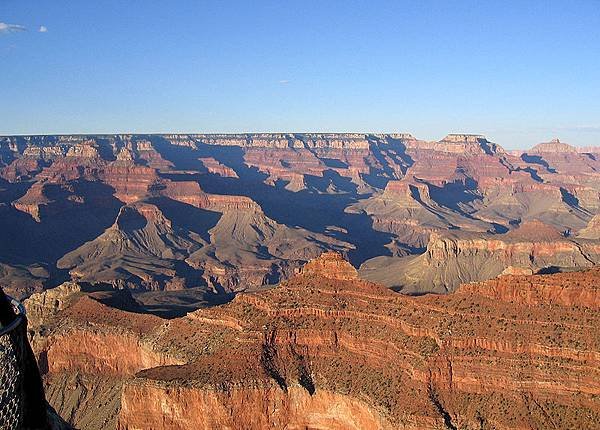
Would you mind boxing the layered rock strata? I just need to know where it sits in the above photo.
[26,254,600,430]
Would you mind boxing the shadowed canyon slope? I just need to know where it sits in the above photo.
[2,133,600,297]
[361,220,600,293]
[25,253,600,430]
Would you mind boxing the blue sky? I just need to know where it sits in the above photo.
[1,1,599,148]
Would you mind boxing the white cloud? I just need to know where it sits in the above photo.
[0,22,26,34]
[39,25,48,33]
[278,80,290,85]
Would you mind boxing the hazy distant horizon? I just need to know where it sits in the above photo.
[1,129,597,151]
[1,1,599,149]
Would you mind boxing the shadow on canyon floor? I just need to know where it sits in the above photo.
[91,286,234,319]
[131,288,235,318]
[151,137,395,267]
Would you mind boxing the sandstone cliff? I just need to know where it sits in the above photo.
[361,221,600,293]
[2,133,600,298]
[26,255,600,430]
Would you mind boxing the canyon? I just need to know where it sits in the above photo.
[3,3,598,429]
[1,132,600,429]
[21,253,600,429]
[1,133,600,298]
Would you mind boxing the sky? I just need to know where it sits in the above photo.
[0,1,599,149]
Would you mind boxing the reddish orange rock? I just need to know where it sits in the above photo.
[300,251,358,280]
[27,259,600,430]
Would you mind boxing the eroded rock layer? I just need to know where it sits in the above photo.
[1,133,600,296]
[360,221,600,293]
[26,255,600,430]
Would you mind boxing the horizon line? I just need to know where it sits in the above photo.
[1,131,594,150]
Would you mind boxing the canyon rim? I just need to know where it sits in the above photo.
[2,1,600,429]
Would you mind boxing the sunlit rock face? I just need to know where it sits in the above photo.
[1,132,600,296]
[299,251,359,280]
[360,220,600,294]
[26,256,600,430]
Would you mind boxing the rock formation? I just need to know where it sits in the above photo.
[578,214,600,239]
[299,251,358,280]
[529,138,578,154]
[24,256,600,429]
[361,220,600,293]
[1,133,600,298]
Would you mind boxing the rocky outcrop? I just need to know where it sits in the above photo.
[2,133,600,298]
[361,222,600,293]
[523,138,600,183]
[55,203,206,289]
[198,157,238,178]
[55,200,350,292]
[300,251,358,280]
[500,265,534,276]
[12,182,51,221]
[460,270,600,308]
[26,285,184,429]
[28,258,600,430]
[578,214,600,239]
[24,281,87,328]
[529,138,578,154]
[117,383,395,430]
[23,253,600,429]
[65,142,101,158]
